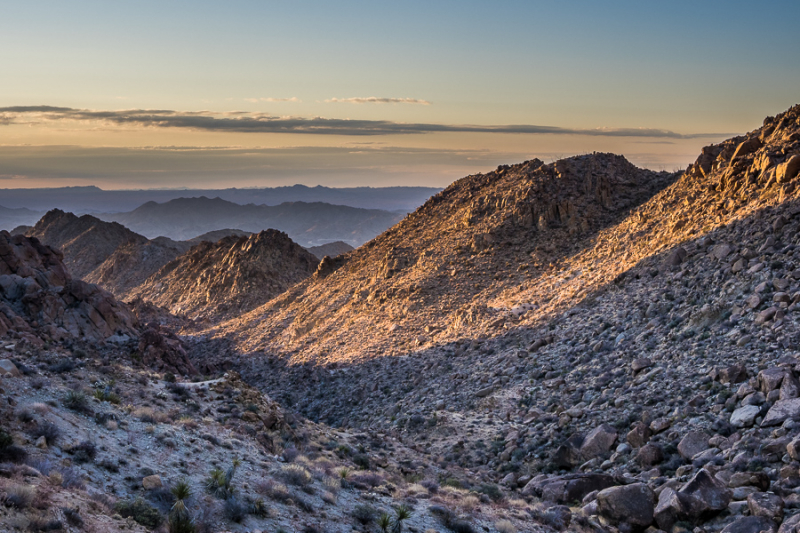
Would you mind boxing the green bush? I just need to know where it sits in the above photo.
[115,498,163,529]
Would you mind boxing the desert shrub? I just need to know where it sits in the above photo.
[294,494,315,513]
[353,453,370,470]
[352,504,377,524]
[48,359,77,373]
[0,428,26,463]
[0,444,27,463]
[27,516,63,531]
[4,483,34,508]
[430,505,475,532]
[167,382,191,400]
[281,464,312,487]
[17,408,35,423]
[29,421,61,445]
[322,476,339,494]
[205,459,239,499]
[63,391,91,413]
[59,467,85,489]
[420,479,439,493]
[282,446,299,462]
[249,497,269,518]
[26,458,54,475]
[115,498,163,528]
[223,497,248,522]
[256,479,291,502]
[351,471,384,488]
[0,428,12,449]
[477,483,503,502]
[69,440,97,463]
[30,377,49,390]
[93,388,121,404]
[494,520,516,533]
[63,507,84,527]
[98,458,119,472]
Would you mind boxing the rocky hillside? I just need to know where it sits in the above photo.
[214,152,675,363]
[0,231,194,375]
[26,210,191,299]
[191,105,800,532]
[0,230,137,347]
[306,241,355,260]
[130,230,319,321]
[100,197,404,247]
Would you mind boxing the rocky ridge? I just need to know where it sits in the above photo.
[129,230,320,321]
[27,210,191,299]
[213,152,675,363]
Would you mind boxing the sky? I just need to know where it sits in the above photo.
[1,0,799,189]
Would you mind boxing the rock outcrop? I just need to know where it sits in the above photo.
[0,231,137,345]
[130,230,319,320]
[27,210,190,298]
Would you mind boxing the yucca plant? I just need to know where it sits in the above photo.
[205,459,240,499]
[377,512,392,533]
[168,480,195,533]
[392,504,412,533]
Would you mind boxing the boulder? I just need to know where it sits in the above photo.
[678,431,710,460]
[721,516,777,533]
[627,422,652,448]
[679,468,732,515]
[142,475,163,490]
[596,483,655,528]
[747,492,784,522]
[522,473,618,504]
[759,368,787,394]
[580,424,618,460]
[635,443,664,468]
[0,360,20,378]
[776,154,800,184]
[720,364,748,384]
[762,398,800,426]
[731,405,761,428]
[655,488,696,531]
[780,513,800,533]
[788,437,800,461]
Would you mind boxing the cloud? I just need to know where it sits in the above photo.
[0,105,728,139]
[244,97,301,103]
[325,97,431,105]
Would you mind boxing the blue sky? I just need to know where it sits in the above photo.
[1,1,798,188]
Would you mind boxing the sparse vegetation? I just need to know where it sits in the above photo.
[62,390,91,413]
[115,497,163,529]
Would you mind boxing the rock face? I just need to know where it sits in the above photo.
[0,231,137,344]
[130,230,319,320]
[27,209,190,298]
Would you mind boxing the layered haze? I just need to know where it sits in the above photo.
[2,1,798,189]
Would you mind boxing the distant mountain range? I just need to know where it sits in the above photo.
[0,205,43,230]
[0,184,441,213]
[97,196,403,247]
